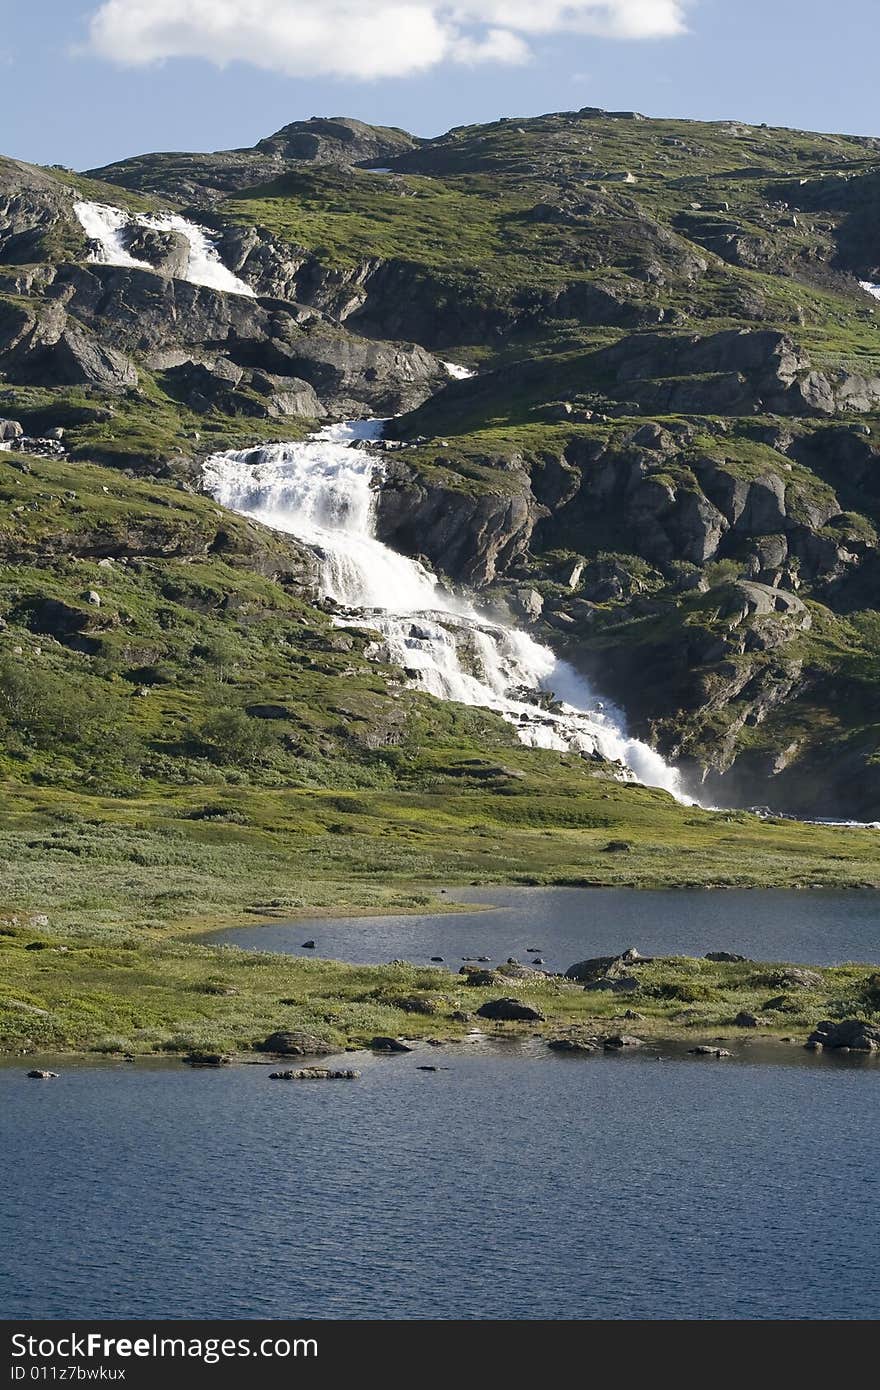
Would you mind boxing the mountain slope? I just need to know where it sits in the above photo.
[1,108,880,814]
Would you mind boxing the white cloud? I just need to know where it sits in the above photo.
[83,1,690,80]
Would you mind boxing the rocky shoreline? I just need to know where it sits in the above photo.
[5,939,879,1068]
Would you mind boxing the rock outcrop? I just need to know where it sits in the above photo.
[87,117,419,206]
[806,1019,880,1051]
[376,456,539,585]
[594,329,880,417]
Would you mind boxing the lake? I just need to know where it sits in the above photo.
[205,885,880,970]
[2,1043,878,1321]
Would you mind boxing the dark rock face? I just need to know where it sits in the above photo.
[0,296,138,392]
[346,262,656,350]
[213,223,311,303]
[475,997,546,1022]
[369,1036,413,1052]
[806,1019,880,1051]
[376,457,539,584]
[20,596,93,640]
[594,328,880,417]
[50,264,443,416]
[161,360,325,419]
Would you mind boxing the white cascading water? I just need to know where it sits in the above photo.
[73,201,255,297]
[442,361,476,380]
[203,421,693,802]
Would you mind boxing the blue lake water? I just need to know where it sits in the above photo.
[2,1044,879,1321]
[205,886,880,970]
[5,885,880,1322]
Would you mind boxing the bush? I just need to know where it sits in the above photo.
[197,707,280,767]
[0,654,143,772]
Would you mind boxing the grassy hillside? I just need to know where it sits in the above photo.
[0,107,876,900]
[0,422,878,1057]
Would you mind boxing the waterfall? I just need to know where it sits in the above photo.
[73,201,255,297]
[73,202,149,269]
[203,421,693,803]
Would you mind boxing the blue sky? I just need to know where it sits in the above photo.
[2,1,877,170]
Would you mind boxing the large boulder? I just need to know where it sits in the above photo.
[806,1019,880,1051]
[369,1036,413,1052]
[475,997,545,1022]
[249,370,326,418]
[548,1036,600,1053]
[162,359,245,413]
[756,967,824,991]
[460,967,503,986]
[564,947,645,983]
[122,225,191,278]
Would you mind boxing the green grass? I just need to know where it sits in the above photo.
[1,848,876,1057]
[0,377,315,475]
[0,762,878,1056]
[209,108,880,368]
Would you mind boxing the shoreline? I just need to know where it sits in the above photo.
[3,915,878,1061]
[4,1029,879,1070]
